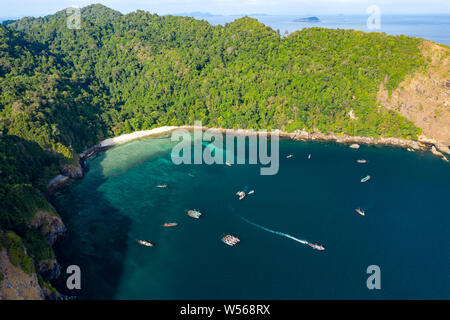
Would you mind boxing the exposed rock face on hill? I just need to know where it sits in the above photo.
[38,259,61,281]
[378,41,450,154]
[0,248,44,300]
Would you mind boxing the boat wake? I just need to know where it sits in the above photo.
[238,215,309,246]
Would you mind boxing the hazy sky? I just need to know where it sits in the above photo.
[2,0,450,17]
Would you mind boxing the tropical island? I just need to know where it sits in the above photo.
[294,16,320,23]
[0,4,449,299]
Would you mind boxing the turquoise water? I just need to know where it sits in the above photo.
[53,136,450,299]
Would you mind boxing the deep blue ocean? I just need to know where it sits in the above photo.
[203,14,450,45]
[52,136,450,299]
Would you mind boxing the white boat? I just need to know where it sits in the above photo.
[308,243,325,251]
[137,240,154,247]
[236,191,246,200]
[221,234,240,246]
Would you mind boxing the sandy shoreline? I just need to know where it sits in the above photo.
[79,125,447,159]
[49,125,448,190]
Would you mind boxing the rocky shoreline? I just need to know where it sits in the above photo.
[47,126,449,191]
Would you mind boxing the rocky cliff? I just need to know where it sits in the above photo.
[377,41,450,154]
[0,209,66,300]
[0,247,44,300]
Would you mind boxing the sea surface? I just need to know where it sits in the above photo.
[52,136,450,299]
[199,14,450,45]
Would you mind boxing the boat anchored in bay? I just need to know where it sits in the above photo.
[163,222,178,227]
[137,240,154,247]
[221,234,240,246]
[361,175,371,183]
[187,209,202,219]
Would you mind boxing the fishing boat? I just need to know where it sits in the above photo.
[236,191,246,200]
[187,209,202,219]
[355,208,365,216]
[286,154,294,159]
[137,240,154,247]
[156,184,167,188]
[221,234,240,246]
[163,222,178,227]
[308,243,325,251]
[357,159,367,163]
[361,175,371,183]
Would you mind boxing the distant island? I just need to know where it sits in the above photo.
[294,16,320,22]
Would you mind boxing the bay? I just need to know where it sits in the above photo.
[52,136,450,299]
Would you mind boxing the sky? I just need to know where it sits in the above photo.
[1,0,450,17]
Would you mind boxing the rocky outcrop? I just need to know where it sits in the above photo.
[38,259,61,281]
[29,211,66,245]
[61,161,83,179]
[377,40,450,155]
[47,174,70,194]
[0,248,44,300]
[286,130,426,150]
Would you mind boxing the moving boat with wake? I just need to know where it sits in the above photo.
[308,243,325,251]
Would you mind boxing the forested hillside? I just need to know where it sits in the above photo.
[3,3,426,154]
[0,4,437,295]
